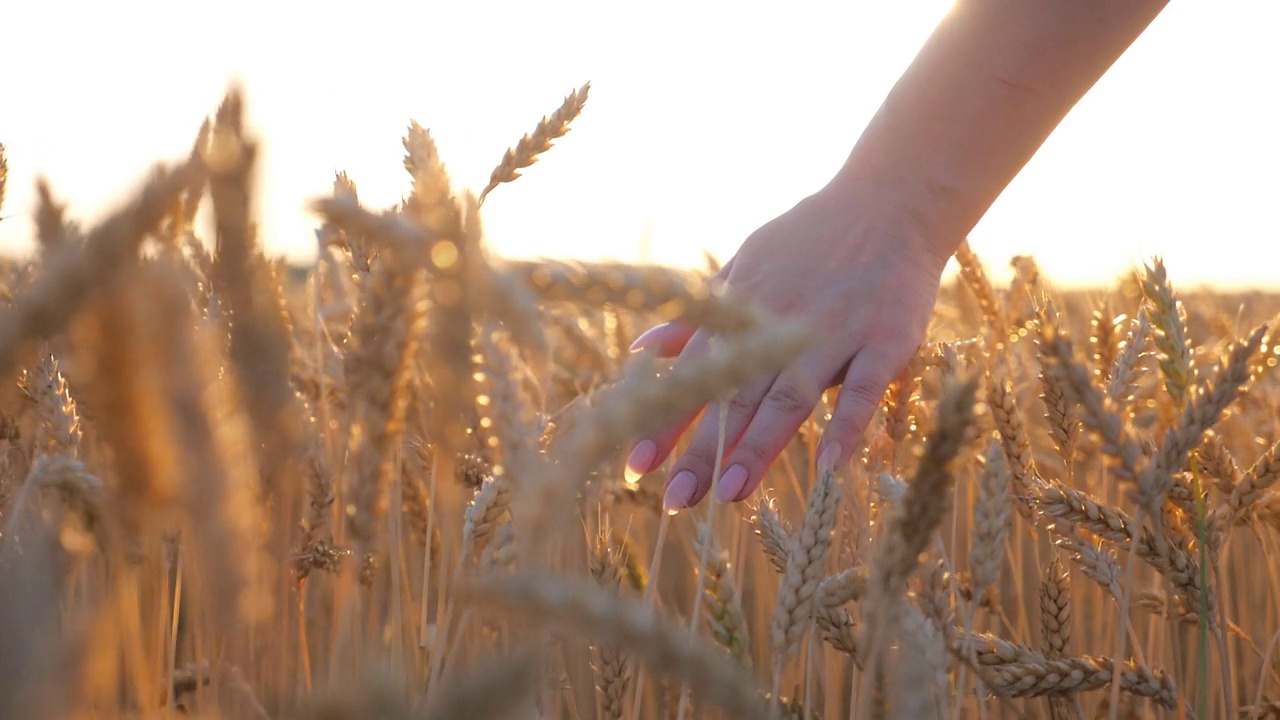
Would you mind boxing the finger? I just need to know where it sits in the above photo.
[660,372,776,512]
[818,345,912,471]
[713,361,830,504]
[712,255,736,281]
[625,409,699,485]
[624,330,713,482]
[628,320,696,357]
[627,257,736,356]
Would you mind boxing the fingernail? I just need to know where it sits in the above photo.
[625,440,657,484]
[628,323,668,352]
[715,464,750,504]
[663,470,697,514]
[818,442,842,473]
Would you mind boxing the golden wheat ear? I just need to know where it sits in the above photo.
[478,82,590,205]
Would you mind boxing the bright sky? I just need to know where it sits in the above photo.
[2,1,1277,288]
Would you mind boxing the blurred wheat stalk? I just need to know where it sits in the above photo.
[0,86,1277,720]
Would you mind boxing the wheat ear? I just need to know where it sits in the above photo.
[970,441,1011,596]
[478,82,590,204]
[0,152,205,383]
[506,258,762,335]
[949,629,1177,708]
[1042,329,1145,488]
[1139,257,1196,405]
[750,497,792,574]
[1035,302,1082,465]
[1213,438,1280,528]
[589,531,630,720]
[1040,557,1079,720]
[345,256,428,553]
[863,377,976,706]
[693,526,751,667]
[467,573,771,720]
[769,465,842,670]
[1106,308,1150,404]
[954,239,1006,332]
[872,377,977,604]
[526,320,809,545]
[1034,482,1211,619]
[25,348,81,458]
[986,352,1039,518]
[1089,298,1120,379]
[1137,324,1266,516]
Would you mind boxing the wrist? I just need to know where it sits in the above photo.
[819,161,962,272]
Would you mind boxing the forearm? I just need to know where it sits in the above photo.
[830,0,1169,259]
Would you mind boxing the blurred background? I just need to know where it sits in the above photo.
[2,0,1277,287]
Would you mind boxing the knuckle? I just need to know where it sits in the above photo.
[736,438,774,467]
[761,381,812,418]
[839,378,885,413]
[727,392,757,416]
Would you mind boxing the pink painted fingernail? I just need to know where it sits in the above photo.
[628,323,668,352]
[818,443,842,473]
[663,470,698,514]
[715,464,750,504]
[625,440,657,484]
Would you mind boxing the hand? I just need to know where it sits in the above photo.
[625,184,951,512]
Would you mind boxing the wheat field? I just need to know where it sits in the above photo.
[0,86,1277,720]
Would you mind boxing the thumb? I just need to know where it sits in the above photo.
[629,256,737,356]
[628,320,697,357]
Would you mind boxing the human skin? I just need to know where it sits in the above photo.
[625,0,1172,512]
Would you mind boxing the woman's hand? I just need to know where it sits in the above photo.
[625,184,951,512]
